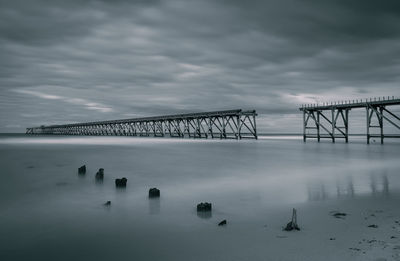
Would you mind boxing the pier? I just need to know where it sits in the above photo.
[26,109,258,139]
[300,97,400,144]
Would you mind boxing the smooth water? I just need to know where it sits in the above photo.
[0,135,399,260]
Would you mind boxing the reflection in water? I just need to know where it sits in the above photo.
[148,198,160,215]
[55,182,69,187]
[308,173,390,201]
[335,176,355,199]
[370,175,377,195]
[197,211,212,219]
[371,172,390,197]
[0,135,399,261]
[383,175,389,196]
[307,182,328,201]
[346,176,355,198]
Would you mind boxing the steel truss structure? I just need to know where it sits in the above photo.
[300,97,400,144]
[26,109,258,139]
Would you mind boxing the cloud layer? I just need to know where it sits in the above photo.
[1,0,400,133]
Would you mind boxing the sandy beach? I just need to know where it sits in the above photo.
[256,195,400,261]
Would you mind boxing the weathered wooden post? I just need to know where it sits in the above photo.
[284,208,300,231]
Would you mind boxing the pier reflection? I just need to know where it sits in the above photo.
[371,172,389,197]
[307,173,390,201]
[197,211,212,219]
[148,198,160,215]
[335,176,355,199]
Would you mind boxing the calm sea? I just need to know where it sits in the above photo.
[0,134,399,260]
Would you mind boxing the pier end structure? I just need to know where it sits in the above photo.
[300,97,400,144]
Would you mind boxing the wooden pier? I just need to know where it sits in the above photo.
[300,97,400,144]
[26,109,258,139]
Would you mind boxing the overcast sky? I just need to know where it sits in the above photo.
[1,0,400,133]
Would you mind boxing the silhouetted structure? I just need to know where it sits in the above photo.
[26,109,258,139]
[300,97,400,144]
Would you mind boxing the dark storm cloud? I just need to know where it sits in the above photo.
[0,0,400,132]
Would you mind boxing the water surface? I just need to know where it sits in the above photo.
[0,135,399,260]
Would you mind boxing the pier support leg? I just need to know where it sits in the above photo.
[196,118,201,138]
[185,119,190,137]
[236,116,240,139]
[366,106,370,144]
[380,106,384,144]
[303,110,306,142]
[221,117,226,139]
[208,118,214,138]
[345,109,349,143]
[253,113,257,140]
[317,111,320,142]
[331,108,336,143]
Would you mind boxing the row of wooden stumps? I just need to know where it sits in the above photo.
[79,165,129,188]
[78,165,160,202]
[79,165,300,230]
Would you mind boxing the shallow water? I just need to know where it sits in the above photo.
[0,135,399,260]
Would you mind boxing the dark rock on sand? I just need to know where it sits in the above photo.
[78,165,86,174]
[332,212,347,218]
[197,202,212,212]
[149,188,160,198]
[104,201,111,206]
[115,177,127,187]
[368,224,378,228]
[218,220,227,226]
[96,168,104,180]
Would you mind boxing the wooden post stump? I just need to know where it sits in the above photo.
[284,208,300,231]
